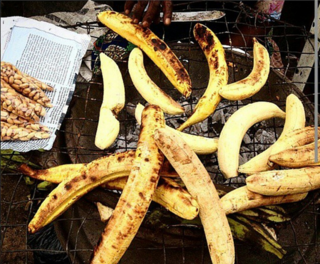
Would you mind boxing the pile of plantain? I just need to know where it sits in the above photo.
[17,11,319,264]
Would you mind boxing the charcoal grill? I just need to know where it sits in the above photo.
[1,1,319,264]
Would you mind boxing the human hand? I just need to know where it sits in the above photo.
[124,1,173,28]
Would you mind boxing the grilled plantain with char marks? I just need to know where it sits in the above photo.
[91,105,165,264]
[97,11,192,98]
[177,23,228,131]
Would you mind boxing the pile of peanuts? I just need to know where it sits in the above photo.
[1,61,53,141]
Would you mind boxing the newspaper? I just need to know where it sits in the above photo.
[29,0,112,82]
[1,16,91,152]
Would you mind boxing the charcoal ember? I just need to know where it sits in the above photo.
[206,165,219,174]
[187,124,199,134]
[240,146,251,153]
[212,109,224,124]
[259,130,274,142]
[243,134,252,144]
[200,121,209,133]
[182,103,193,116]
[126,132,138,142]
[192,123,202,134]
[125,103,136,117]
[127,141,137,149]
[252,127,277,152]
[213,101,241,125]
[133,125,140,136]
[260,128,277,144]
[115,136,126,151]
[115,122,139,152]
[239,153,249,166]
[108,140,119,151]
[202,159,218,168]
[214,174,226,184]
[166,119,177,128]
[167,117,184,128]
[240,146,254,164]
[187,121,210,134]
[163,113,179,126]
[224,176,246,187]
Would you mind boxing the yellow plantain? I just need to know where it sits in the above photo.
[177,23,228,131]
[28,151,136,233]
[96,202,114,223]
[269,140,320,168]
[269,126,319,156]
[95,53,125,150]
[23,158,191,232]
[267,94,306,162]
[246,167,320,196]
[239,94,305,174]
[135,103,218,155]
[19,151,178,184]
[154,127,235,264]
[241,126,319,173]
[103,177,199,220]
[218,102,286,178]
[19,163,85,184]
[220,186,307,215]
[128,48,184,115]
[99,53,125,115]
[103,175,306,218]
[219,38,270,100]
[97,11,191,97]
[91,105,165,264]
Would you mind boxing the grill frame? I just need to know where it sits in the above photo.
[1,1,319,264]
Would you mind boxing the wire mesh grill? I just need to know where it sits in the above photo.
[1,1,319,264]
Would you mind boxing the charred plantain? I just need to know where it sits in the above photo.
[97,11,192,98]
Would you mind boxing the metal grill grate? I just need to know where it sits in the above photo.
[1,1,319,264]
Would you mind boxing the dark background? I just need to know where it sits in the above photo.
[1,1,316,101]
[0,1,315,29]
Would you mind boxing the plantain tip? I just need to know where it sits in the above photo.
[18,164,35,176]
[28,225,36,234]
